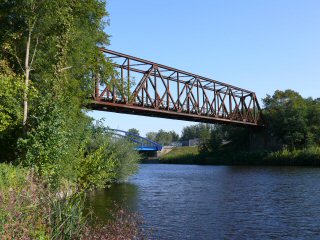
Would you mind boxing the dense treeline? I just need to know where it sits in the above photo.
[263,90,320,149]
[145,129,179,145]
[0,1,141,238]
[144,124,209,146]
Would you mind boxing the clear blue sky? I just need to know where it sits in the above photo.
[87,0,320,137]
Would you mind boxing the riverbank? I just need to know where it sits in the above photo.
[158,146,320,166]
[0,163,144,239]
[158,146,199,164]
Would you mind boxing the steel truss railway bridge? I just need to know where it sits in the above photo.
[90,48,263,127]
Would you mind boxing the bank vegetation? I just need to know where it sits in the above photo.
[0,0,142,238]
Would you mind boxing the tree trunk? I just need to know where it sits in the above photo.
[23,30,31,135]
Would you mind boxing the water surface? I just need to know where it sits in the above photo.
[86,164,320,239]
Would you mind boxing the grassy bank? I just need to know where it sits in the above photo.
[0,164,84,239]
[160,146,200,164]
[159,146,320,166]
[0,163,145,239]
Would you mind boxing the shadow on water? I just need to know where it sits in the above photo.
[85,183,139,222]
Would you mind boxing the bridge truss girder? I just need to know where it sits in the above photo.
[90,49,263,127]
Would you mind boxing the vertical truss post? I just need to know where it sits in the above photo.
[203,91,205,114]
[241,91,244,119]
[177,72,180,111]
[146,76,148,106]
[154,67,157,108]
[253,94,256,123]
[213,83,216,116]
[167,78,170,110]
[142,79,145,106]
[197,79,200,113]
[121,67,125,102]
[229,89,232,119]
[187,84,190,113]
[127,58,130,102]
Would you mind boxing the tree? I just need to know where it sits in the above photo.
[201,126,223,153]
[0,0,111,133]
[306,98,320,146]
[170,131,179,142]
[0,0,114,184]
[0,72,25,162]
[0,74,24,133]
[263,90,308,149]
[146,132,157,142]
[145,130,179,145]
[180,124,211,141]
[127,128,140,136]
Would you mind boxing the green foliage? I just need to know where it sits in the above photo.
[160,146,199,163]
[180,123,211,141]
[76,123,140,190]
[0,73,25,162]
[0,163,28,191]
[263,90,309,149]
[127,128,140,136]
[0,164,88,239]
[0,0,140,190]
[221,125,253,152]
[50,193,87,239]
[0,74,23,133]
[306,98,320,145]
[200,126,223,153]
[0,1,143,238]
[146,131,157,142]
[19,100,70,185]
[77,141,117,190]
[146,129,179,145]
[266,147,320,165]
[109,138,140,182]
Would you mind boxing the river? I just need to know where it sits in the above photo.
[86,164,320,239]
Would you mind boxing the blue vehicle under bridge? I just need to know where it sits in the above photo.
[107,129,162,152]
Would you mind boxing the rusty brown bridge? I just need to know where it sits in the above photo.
[90,48,263,127]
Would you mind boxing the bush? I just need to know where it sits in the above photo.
[76,124,140,190]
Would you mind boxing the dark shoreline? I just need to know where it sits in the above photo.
[145,147,320,167]
[141,159,320,167]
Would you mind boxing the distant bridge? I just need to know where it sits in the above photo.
[108,129,162,151]
[90,49,263,127]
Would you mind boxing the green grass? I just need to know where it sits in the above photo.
[160,146,200,164]
[159,146,320,166]
[265,146,320,165]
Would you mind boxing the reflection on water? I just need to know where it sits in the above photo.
[87,164,320,239]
